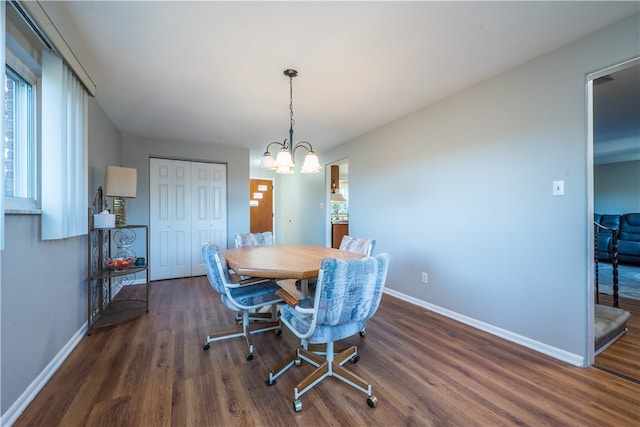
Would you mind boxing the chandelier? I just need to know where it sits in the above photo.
[259,69,321,174]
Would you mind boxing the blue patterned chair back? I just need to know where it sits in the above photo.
[201,241,232,295]
[285,253,389,344]
[339,235,375,256]
[235,231,275,247]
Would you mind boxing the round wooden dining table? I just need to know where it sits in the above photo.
[222,244,364,297]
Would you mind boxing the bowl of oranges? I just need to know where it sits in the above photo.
[107,257,134,270]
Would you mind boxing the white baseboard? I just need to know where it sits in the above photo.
[383,288,585,368]
[1,323,88,427]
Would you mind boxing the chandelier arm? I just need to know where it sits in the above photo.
[292,141,315,155]
[263,140,287,155]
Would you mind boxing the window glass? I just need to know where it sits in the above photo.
[4,65,37,209]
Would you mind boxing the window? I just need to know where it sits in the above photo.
[3,1,90,239]
[4,65,37,210]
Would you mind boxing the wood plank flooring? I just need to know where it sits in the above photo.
[594,293,640,381]
[14,277,640,427]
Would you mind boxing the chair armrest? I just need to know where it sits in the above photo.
[276,289,315,314]
[228,274,271,287]
[276,289,299,306]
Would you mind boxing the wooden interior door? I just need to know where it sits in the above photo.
[250,179,273,233]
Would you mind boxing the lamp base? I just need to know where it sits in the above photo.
[112,197,127,227]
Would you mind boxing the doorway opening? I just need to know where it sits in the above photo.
[327,159,349,248]
[588,57,640,381]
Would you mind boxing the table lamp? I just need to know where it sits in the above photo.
[105,165,137,227]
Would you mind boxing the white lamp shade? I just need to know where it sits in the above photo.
[274,149,294,169]
[259,152,276,170]
[275,165,294,174]
[300,152,321,174]
[105,166,137,198]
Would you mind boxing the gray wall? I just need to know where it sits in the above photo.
[264,14,640,362]
[88,98,123,199]
[1,96,120,415]
[274,172,326,245]
[594,160,640,213]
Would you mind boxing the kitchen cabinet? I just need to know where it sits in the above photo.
[332,223,349,249]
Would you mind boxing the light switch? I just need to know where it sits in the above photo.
[552,180,565,196]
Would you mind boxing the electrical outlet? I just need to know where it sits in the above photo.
[421,272,428,283]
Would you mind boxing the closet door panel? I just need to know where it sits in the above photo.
[191,162,227,276]
[150,158,192,280]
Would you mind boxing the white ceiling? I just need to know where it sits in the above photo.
[42,1,639,162]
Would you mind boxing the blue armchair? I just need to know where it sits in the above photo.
[201,241,282,361]
[340,235,376,337]
[266,253,390,411]
[235,231,274,247]
[339,235,375,256]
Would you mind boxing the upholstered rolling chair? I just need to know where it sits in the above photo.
[201,241,283,361]
[266,253,390,412]
[234,231,276,283]
[339,235,375,256]
[340,235,376,337]
[235,231,274,247]
[298,236,375,292]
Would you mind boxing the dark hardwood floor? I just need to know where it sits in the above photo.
[14,277,640,426]
[595,293,640,382]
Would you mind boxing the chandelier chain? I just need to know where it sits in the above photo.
[289,74,295,133]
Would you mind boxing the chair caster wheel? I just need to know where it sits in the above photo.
[294,358,302,366]
[246,353,254,361]
[294,399,302,412]
[265,378,276,387]
[351,355,360,364]
[360,330,366,338]
[367,396,378,408]
[203,343,210,351]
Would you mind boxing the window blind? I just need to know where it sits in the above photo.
[41,51,88,240]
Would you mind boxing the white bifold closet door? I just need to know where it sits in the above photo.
[150,158,227,281]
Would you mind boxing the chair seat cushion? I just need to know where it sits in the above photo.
[281,305,367,343]
[226,281,282,309]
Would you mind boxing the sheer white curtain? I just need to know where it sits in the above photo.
[41,51,88,240]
